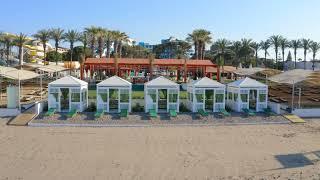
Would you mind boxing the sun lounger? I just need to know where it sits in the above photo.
[242,108,255,116]
[45,108,56,116]
[169,109,177,117]
[219,109,231,117]
[263,107,274,116]
[120,109,128,118]
[94,109,104,118]
[67,108,78,118]
[198,109,208,116]
[149,109,157,118]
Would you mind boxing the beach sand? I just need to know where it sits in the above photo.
[0,117,320,179]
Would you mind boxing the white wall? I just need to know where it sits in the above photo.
[268,102,281,114]
[0,109,20,117]
[292,108,320,117]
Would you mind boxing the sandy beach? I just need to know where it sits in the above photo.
[0,118,320,180]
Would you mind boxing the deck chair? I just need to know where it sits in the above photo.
[263,107,274,116]
[169,109,177,117]
[242,108,255,116]
[67,108,78,118]
[149,109,157,118]
[94,109,104,118]
[219,109,231,117]
[198,109,208,117]
[120,109,128,118]
[45,108,56,116]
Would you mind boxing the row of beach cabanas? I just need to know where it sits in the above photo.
[47,75,268,116]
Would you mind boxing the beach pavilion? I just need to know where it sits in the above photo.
[144,76,179,113]
[187,77,225,112]
[48,76,88,112]
[96,76,132,113]
[226,77,268,112]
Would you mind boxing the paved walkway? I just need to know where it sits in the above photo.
[8,113,36,126]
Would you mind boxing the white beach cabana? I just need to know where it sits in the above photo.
[48,76,88,112]
[187,77,225,112]
[227,77,268,112]
[96,76,132,113]
[144,76,179,113]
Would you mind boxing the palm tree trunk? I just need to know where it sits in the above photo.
[55,42,59,65]
[275,49,278,69]
[264,51,267,68]
[282,51,285,70]
[194,42,198,59]
[18,46,23,69]
[294,50,297,69]
[43,44,46,65]
[118,42,122,58]
[312,54,315,71]
[106,40,111,58]
[70,44,73,74]
[90,40,95,58]
[113,41,118,57]
[304,51,307,70]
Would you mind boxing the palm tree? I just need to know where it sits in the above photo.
[64,30,80,71]
[290,40,301,69]
[187,29,212,59]
[231,41,242,67]
[117,32,129,58]
[114,53,119,76]
[251,42,260,67]
[14,33,29,68]
[96,27,107,58]
[269,35,283,69]
[279,38,289,70]
[259,40,270,67]
[240,38,254,65]
[301,38,312,69]
[112,31,121,56]
[105,30,115,59]
[211,39,232,80]
[33,29,50,65]
[50,28,64,65]
[309,41,320,71]
[1,33,15,65]
[84,26,99,57]
[79,31,89,59]
[148,53,155,79]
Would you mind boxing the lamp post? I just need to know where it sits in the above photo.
[291,80,295,111]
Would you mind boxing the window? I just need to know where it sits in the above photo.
[195,90,204,103]
[234,93,238,101]
[240,94,248,102]
[98,89,108,102]
[147,89,157,102]
[228,92,232,100]
[109,89,118,100]
[215,94,224,103]
[82,90,87,103]
[259,94,266,102]
[71,92,80,102]
[50,88,59,102]
[120,89,129,103]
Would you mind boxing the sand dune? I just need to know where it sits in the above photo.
[0,118,320,179]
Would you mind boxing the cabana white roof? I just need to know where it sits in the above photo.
[228,77,267,88]
[49,75,87,87]
[188,77,225,88]
[0,67,40,80]
[38,64,67,73]
[97,76,131,87]
[268,69,314,84]
[145,76,178,88]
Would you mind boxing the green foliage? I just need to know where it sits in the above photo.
[286,51,293,61]
[179,103,190,112]
[121,45,150,58]
[46,51,63,62]
[132,103,144,112]
[63,46,91,62]
[86,102,96,112]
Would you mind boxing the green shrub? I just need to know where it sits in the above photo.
[86,102,96,112]
[132,103,144,112]
[179,103,190,112]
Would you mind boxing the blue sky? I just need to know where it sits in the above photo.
[2,0,320,59]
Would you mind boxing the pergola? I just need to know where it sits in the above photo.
[226,77,268,112]
[144,76,179,113]
[187,77,225,112]
[83,58,219,82]
[48,76,88,112]
[96,76,132,113]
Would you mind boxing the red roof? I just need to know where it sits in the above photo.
[85,58,216,67]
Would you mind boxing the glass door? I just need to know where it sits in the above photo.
[205,90,214,111]
[60,88,69,111]
[158,89,167,111]
[109,89,119,112]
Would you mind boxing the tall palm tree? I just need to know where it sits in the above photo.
[187,29,212,60]
[33,29,50,65]
[14,33,29,68]
[309,41,320,71]
[280,38,289,70]
[114,53,119,76]
[301,38,312,70]
[269,35,283,69]
[96,27,107,58]
[117,32,129,58]
[231,41,242,67]
[259,40,270,67]
[79,31,89,59]
[84,26,99,57]
[105,30,115,59]
[251,42,260,67]
[50,28,64,65]
[1,33,15,65]
[112,31,121,56]
[290,40,301,69]
[64,30,80,71]
[240,38,254,65]
[148,53,155,79]
[211,39,232,80]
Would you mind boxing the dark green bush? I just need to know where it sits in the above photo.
[179,103,190,112]
[132,103,144,112]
